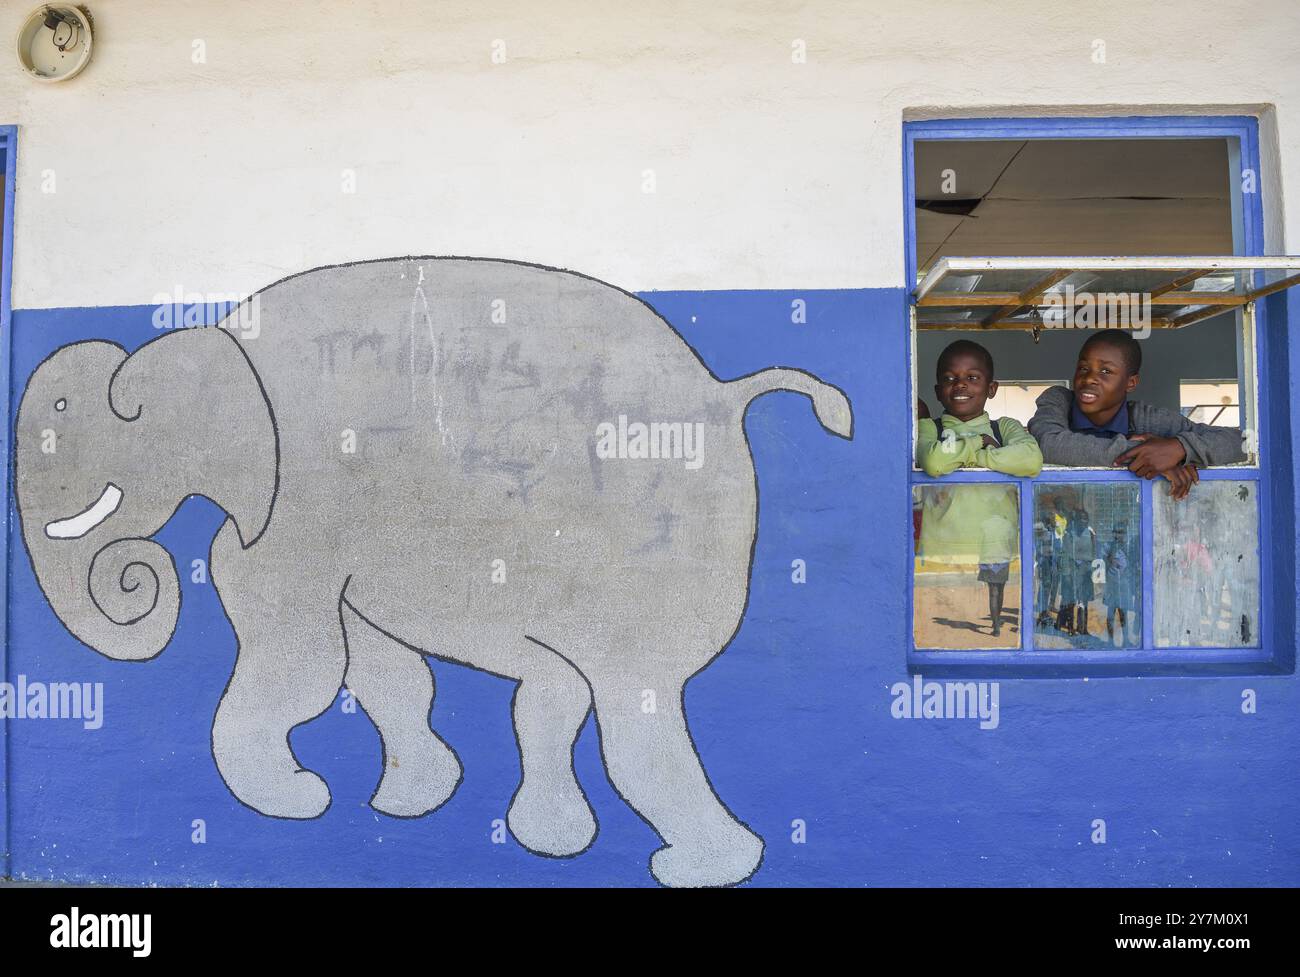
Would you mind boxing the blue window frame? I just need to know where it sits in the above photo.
[903,114,1293,677]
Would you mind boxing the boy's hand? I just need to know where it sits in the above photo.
[1163,463,1199,501]
[980,434,998,448]
[1115,434,1187,478]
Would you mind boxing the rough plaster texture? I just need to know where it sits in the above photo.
[0,0,1296,307]
[13,257,852,887]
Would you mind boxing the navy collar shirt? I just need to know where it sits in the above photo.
[1069,396,1130,439]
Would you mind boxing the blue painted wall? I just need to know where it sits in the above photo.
[6,288,1299,886]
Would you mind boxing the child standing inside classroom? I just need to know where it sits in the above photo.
[916,340,1043,636]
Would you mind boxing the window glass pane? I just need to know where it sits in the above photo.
[1033,483,1141,649]
[914,307,1051,326]
[1154,480,1260,647]
[1048,269,1196,296]
[928,269,1047,295]
[914,306,989,326]
[913,483,1020,649]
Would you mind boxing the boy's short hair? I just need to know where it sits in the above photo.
[936,339,994,379]
[1081,329,1142,375]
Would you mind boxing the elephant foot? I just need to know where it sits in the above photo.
[508,778,597,857]
[235,768,332,820]
[370,743,462,818]
[649,823,764,888]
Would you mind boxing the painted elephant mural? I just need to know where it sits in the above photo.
[14,257,853,887]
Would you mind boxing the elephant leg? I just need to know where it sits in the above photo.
[210,525,344,819]
[591,674,763,888]
[506,643,596,857]
[341,601,463,817]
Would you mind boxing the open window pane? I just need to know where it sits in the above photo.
[914,260,1295,359]
[1032,483,1141,649]
[925,268,1048,297]
[909,140,1294,468]
[914,316,1252,462]
[1154,480,1260,648]
[916,256,1300,317]
[913,483,1020,649]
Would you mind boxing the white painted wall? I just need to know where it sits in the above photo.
[2,0,1297,308]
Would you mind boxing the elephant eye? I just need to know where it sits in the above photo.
[54,398,66,412]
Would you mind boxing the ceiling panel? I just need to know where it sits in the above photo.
[988,138,1230,200]
[913,140,1023,200]
[937,198,1233,258]
[913,137,1236,274]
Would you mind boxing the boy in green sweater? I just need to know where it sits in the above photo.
[916,340,1043,636]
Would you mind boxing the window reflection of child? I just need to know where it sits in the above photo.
[1039,499,1069,628]
[1103,524,1138,645]
[1057,506,1096,636]
[1033,520,1057,628]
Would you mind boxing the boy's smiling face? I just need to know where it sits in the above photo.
[1073,339,1139,425]
[935,350,997,422]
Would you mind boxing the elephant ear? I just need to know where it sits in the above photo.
[109,326,278,547]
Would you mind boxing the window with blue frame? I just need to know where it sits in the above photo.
[904,121,1300,670]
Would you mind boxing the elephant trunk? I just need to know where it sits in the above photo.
[14,328,276,663]
[21,522,180,662]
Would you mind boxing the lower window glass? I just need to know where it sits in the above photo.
[913,483,1020,649]
[1154,480,1260,648]
[1033,483,1142,649]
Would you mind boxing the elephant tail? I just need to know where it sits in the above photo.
[724,368,854,440]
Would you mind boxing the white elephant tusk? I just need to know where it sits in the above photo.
[45,483,124,540]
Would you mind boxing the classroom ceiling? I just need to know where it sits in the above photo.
[914,138,1235,274]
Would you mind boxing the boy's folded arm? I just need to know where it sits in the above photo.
[1174,428,1246,468]
[916,418,972,475]
[978,417,1043,476]
[1131,403,1248,467]
[1027,385,1131,467]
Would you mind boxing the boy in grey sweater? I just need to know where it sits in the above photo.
[1028,329,1247,499]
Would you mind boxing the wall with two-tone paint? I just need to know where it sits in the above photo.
[1,1,1298,886]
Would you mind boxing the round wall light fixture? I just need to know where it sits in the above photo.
[16,5,93,82]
